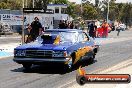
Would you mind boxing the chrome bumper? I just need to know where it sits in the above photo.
[13,57,69,64]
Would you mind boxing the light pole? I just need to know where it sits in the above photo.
[106,0,110,23]
[23,0,24,8]
[22,0,25,44]
[33,0,35,8]
[81,0,83,15]
[26,0,27,8]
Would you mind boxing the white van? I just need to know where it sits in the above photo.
[0,22,12,34]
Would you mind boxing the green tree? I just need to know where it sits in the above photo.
[82,3,98,20]
[121,3,132,27]
[0,2,8,9]
[67,2,76,18]
[0,0,24,9]
[51,0,68,4]
[108,0,117,20]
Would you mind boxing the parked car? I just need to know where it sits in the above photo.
[13,29,100,70]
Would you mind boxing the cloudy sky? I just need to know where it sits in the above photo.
[68,0,132,4]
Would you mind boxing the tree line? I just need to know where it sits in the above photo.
[0,0,132,26]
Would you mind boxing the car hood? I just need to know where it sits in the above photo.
[15,42,74,51]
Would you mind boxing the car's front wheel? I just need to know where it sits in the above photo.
[22,64,32,70]
[76,75,87,85]
[65,60,73,71]
[64,55,75,72]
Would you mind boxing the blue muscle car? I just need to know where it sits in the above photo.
[13,29,99,70]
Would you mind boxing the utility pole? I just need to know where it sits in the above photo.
[22,0,25,44]
[33,0,35,8]
[23,0,25,8]
[81,0,83,15]
[107,0,110,23]
[26,0,27,8]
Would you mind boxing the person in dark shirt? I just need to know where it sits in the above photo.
[59,20,66,29]
[30,17,42,41]
[64,20,68,29]
[89,22,97,38]
[59,20,63,29]
[70,21,74,29]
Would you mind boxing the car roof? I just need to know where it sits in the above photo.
[45,29,82,32]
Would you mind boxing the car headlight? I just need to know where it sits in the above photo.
[52,51,67,57]
[14,50,26,56]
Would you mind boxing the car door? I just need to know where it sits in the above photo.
[82,32,95,58]
[73,32,93,64]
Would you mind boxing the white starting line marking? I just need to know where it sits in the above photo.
[0,37,21,39]
[0,43,21,52]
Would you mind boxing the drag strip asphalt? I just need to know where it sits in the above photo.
[0,38,132,88]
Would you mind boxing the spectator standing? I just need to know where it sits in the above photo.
[87,22,91,33]
[67,21,71,28]
[75,24,78,29]
[116,22,122,36]
[59,20,63,29]
[111,23,115,31]
[89,22,96,38]
[70,21,74,29]
[101,20,109,38]
[64,20,68,29]
[25,24,32,43]
[30,17,42,41]
[59,20,66,29]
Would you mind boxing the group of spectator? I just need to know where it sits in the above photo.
[24,18,77,43]
[88,20,110,38]
[88,19,127,38]
[24,17,43,43]
[58,20,75,29]
[25,17,118,43]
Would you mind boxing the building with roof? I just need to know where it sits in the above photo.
[0,4,70,33]
[47,4,69,28]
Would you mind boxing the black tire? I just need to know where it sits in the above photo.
[22,64,32,70]
[64,65,71,72]
[64,55,74,72]
[64,61,73,72]
[76,75,87,85]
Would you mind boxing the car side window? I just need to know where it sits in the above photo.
[83,32,89,41]
[77,32,89,42]
[78,33,84,42]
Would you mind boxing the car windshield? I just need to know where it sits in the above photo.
[36,31,78,44]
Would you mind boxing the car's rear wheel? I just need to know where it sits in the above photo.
[76,75,87,85]
[22,64,32,70]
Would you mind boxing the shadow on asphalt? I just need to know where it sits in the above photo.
[11,60,97,75]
